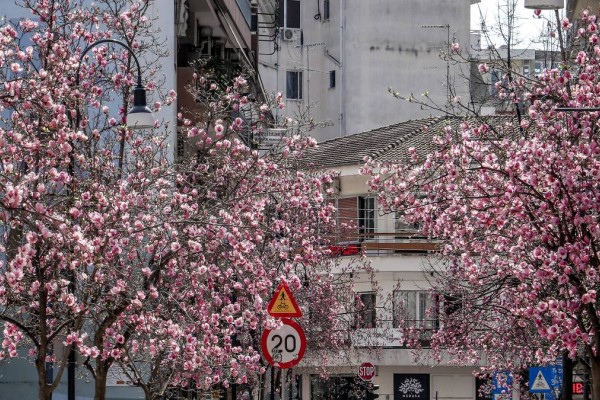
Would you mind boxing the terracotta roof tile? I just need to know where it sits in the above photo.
[305,115,520,168]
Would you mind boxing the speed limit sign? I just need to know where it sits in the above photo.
[261,318,306,369]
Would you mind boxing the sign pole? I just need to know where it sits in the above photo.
[270,366,275,400]
[263,283,305,400]
[281,368,287,400]
[563,351,573,400]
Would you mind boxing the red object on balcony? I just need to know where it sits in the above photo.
[328,243,361,256]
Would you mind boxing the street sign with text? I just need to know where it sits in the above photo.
[358,362,376,381]
[261,318,306,369]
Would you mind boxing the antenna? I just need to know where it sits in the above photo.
[421,24,451,109]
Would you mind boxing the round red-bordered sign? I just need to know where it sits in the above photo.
[358,362,376,381]
[261,318,306,369]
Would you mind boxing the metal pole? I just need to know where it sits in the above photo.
[68,110,77,400]
[270,367,275,400]
[281,369,287,400]
[67,348,75,400]
[563,352,573,400]
[68,38,145,400]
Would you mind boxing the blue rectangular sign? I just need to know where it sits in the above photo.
[529,365,562,396]
[493,371,513,399]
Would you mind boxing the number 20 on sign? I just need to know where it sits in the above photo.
[261,318,307,369]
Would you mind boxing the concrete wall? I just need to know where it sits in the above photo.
[294,365,481,400]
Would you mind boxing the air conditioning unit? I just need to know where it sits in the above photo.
[282,28,300,42]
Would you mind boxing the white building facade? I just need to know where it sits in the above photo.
[294,117,505,400]
[258,0,475,141]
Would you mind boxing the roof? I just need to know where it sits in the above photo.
[305,115,520,168]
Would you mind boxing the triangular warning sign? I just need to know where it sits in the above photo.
[532,370,550,390]
[267,283,302,317]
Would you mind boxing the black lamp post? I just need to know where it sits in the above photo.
[67,38,154,400]
[75,38,155,130]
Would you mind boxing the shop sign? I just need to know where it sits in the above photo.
[394,374,429,400]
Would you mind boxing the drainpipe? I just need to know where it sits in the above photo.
[339,0,345,137]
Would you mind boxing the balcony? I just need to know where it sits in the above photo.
[328,197,439,257]
[350,318,438,348]
[329,233,439,257]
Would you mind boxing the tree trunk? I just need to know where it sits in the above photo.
[35,284,52,400]
[589,351,600,400]
[38,382,53,400]
[142,386,152,400]
[36,351,52,400]
[94,362,108,400]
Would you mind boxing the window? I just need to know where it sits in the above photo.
[311,375,367,399]
[358,196,375,239]
[286,70,303,100]
[278,0,300,28]
[176,130,186,160]
[393,290,437,330]
[323,0,330,20]
[394,210,421,236]
[329,70,336,88]
[443,293,462,316]
[490,69,502,97]
[475,375,493,400]
[355,292,376,329]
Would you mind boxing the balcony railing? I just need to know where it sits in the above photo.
[329,232,439,257]
[350,319,438,348]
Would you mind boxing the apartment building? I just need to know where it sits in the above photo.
[293,116,512,400]
[257,0,475,142]
[470,44,561,115]
[566,0,599,19]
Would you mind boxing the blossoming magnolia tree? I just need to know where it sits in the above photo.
[0,0,172,398]
[106,74,368,399]
[0,1,370,399]
[366,10,600,399]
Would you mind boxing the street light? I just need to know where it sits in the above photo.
[75,39,155,130]
[524,0,563,9]
[67,38,154,400]
[525,0,570,64]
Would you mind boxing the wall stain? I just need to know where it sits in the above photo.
[368,44,433,57]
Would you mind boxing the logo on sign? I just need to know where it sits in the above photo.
[398,378,425,397]
[532,370,550,390]
[358,362,375,381]
[394,374,429,400]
